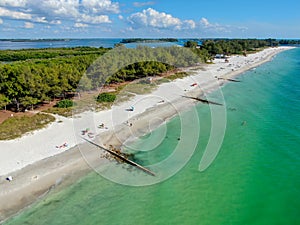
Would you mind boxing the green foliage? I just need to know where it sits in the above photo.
[278,39,300,45]
[184,41,198,48]
[96,92,116,103]
[20,96,39,110]
[0,48,103,112]
[56,99,74,108]
[0,94,10,110]
[0,113,55,140]
[107,61,174,84]
[0,40,279,113]
[0,46,108,62]
[120,38,178,43]
[184,39,280,59]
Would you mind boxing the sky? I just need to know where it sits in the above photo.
[0,0,299,39]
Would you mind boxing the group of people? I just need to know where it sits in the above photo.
[56,142,68,149]
[81,128,95,138]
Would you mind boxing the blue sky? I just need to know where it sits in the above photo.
[0,0,299,39]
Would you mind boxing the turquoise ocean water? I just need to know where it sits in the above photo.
[5,48,300,225]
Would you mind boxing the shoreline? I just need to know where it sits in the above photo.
[0,46,295,223]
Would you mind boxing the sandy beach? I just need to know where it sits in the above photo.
[0,46,294,223]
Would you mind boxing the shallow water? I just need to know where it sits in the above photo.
[5,48,300,225]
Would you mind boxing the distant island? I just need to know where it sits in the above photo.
[120,38,179,43]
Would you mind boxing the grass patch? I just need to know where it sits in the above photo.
[155,78,170,85]
[0,113,55,140]
[114,92,135,105]
[94,102,114,111]
[167,72,189,81]
[122,82,157,95]
[190,66,206,71]
[44,107,74,117]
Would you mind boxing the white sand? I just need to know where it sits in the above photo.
[0,46,293,177]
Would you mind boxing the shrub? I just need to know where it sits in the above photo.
[56,99,74,108]
[96,92,116,103]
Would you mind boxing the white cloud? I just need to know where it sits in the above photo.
[35,0,80,18]
[128,8,198,31]
[0,0,116,27]
[34,16,48,23]
[0,0,27,8]
[74,22,88,28]
[24,21,34,28]
[0,7,32,20]
[183,20,196,29]
[200,17,210,27]
[0,18,3,24]
[81,0,120,14]
[199,17,230,33]
[124,10,241,36]
[118,15,123,20]
[79,14,111,24]
[133,1,155,7]
[128,8,182,29]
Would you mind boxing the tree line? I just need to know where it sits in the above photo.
[0,39,287,112]
[120,38,179,43]
[0,51,101,111]
[278,39,300,45]
[184,38,280,61]
[0,46,108,62]
[0,45,200,111]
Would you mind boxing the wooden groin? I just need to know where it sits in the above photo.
[217,77,241,82]
[82,137,156,176]
[181,95,223,106]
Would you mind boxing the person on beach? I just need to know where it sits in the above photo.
[126,106,134,111]
[98,123,105,129]
[82,128,90,135]
[6,176,13,182]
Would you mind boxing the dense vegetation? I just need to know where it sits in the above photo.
[107,61,174,83]
[0,39,288,113]
[85,46,199,85]
[184,39,280,59]
[56,99,74,108]
[0,46,108,62]
[278,39,300,45]
[0,45,200,111]
[120,38,178,43]
[0,47,111,111]
[96,92,117,103]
